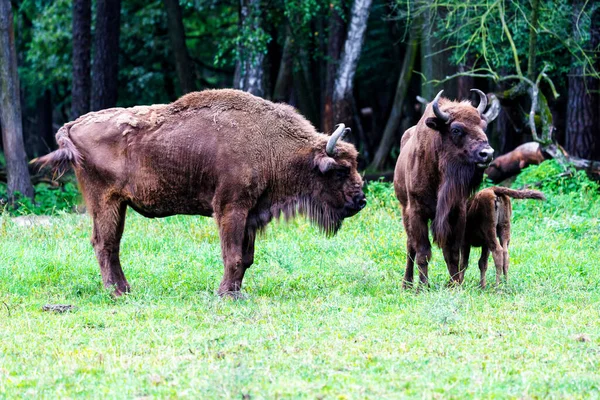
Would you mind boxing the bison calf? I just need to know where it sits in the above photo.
[460,187,545,287]
[34,89,366,297]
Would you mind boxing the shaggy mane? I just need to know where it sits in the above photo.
[432,160,483,247]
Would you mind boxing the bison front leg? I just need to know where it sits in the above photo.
[409,212,432,287]
[216,208,250,297]
[459,243,471,283]
[401,209,415,288]
[90,200,130,296]
[442,207,466,285]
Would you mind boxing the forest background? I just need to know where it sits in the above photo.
[1,0,599,204]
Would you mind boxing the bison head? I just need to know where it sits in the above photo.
[307,124,366,234]
[425,89,495,169]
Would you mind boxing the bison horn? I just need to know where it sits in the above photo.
[471,88,488,116]
[431,90,450,122]
[326,124,349,156]
[483,93,501,123]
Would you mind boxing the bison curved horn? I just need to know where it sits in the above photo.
[431,90,450,122]
[326,124,349,156]
[483,93,501,123]
[470,89,488,116]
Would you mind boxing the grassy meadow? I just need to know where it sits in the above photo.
[1,163,599,398]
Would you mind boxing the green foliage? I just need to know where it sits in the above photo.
[365,178,398,210]
[0,179,81,216]
[394,0,598,88]
[514,160,598,195]
[18,0,72,107]
[511,160,600,219]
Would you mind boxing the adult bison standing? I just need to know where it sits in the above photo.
[394,90,495,286]
[34,89,366,296]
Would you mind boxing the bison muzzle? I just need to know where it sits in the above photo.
[34,89,366,297]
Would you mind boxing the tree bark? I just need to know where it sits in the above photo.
[163,0,195,95]
[0,0,34,200]
[526,0,540,81]
[91,0,121,111]
[457,63,474,99]
[565,0,597,159]
[272,33,293,103]
[322,4,345,133]
[333,0,372,126]
[368,34,417,171]
[71,0,91,119]
[234,0,264,97]
[591,6,600,160]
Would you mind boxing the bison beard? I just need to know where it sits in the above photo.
[33,89,366,297]
[433,161,483,247]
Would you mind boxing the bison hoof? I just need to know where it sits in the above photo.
[107,281,130,297]
[218,290,247,300]
[446,280,462,288]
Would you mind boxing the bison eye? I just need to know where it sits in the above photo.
[451,127,462,136]
[335,169,349,179]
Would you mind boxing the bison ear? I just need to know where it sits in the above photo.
[425,117,443,131]
[316,156,338,174]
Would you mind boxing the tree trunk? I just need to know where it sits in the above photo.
[71,0,91,119]
[234,0,264,97]
[91,0,121,111]
[272,33,293,103]
[163,0,195,95]
[322,4,345,133]
[591,6,600,160]
[420,4,457,100]
[565,0,597,159]
[0,0,34,200]
[420,6,434,102]
[566,72,596,158]
[368,34,417,171]
[333,0,372,127]
[457,63,474,99]
[526,0,540,81]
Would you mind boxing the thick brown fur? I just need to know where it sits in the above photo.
[33,89,366,296]
[394,96,494,286]
[485,142,545,183]
[460,187,545,287]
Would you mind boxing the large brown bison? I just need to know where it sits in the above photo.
[34,89,366,296]
[460,187,545,287]
[485,142,545,183]
[394,90,495,286]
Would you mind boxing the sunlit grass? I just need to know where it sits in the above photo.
[1,182,599,398]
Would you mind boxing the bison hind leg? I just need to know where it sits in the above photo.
[89,198,130,296]
[478,246,489,288]
[403,240,416,289]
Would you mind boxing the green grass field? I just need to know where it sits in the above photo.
[1,175,599,398]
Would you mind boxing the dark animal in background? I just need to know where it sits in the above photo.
[460,187,545,287]
[485,142,545,183]
[33,89,366,297]
[394,89,497,287]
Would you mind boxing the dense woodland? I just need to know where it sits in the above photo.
[0,0,599,202]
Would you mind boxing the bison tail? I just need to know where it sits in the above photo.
[30,124,82,177]
[491,186,546,201]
